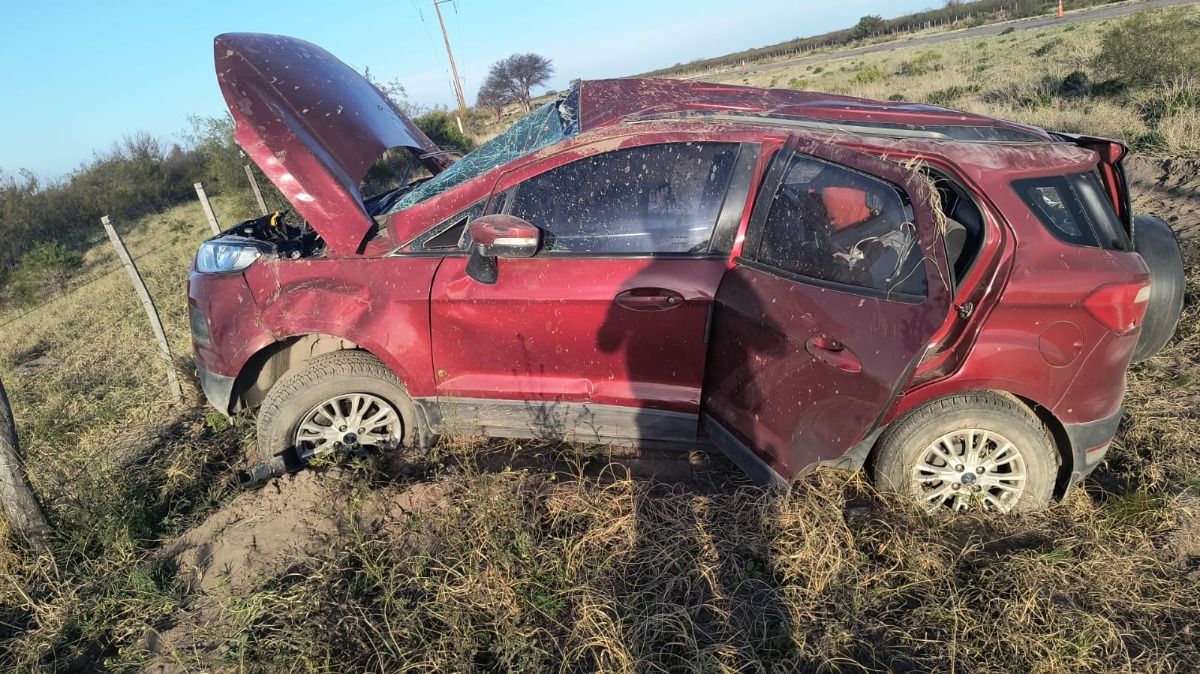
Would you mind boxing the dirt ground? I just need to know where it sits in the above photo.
[1127,156,1200,238]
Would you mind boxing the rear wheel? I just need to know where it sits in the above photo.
[256,351,416,464]
[1130,214,1184,363]
[872,392,1058,513]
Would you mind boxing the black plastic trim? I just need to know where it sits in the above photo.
[1064,407,1123,487]
[196,361,236,416]
[701,414,789,493]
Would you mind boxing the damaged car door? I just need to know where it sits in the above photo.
[429,138,757,444]
[703,137,952,488]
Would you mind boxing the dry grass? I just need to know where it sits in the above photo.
[712,7,1200,158]
[0,196,258,672]
[2,10,1200,673]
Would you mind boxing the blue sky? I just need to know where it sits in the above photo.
[0,0,935,177]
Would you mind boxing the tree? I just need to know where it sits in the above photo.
[476,72,511,121]
[852,15,887,40]
[480,53,553,113]
[0,377,50,549]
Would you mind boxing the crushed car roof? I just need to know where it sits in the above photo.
[575,78,1052,142]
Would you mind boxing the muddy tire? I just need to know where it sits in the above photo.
[872,392,1057,513]
[1130,214,1184,364]
[256,351,417,464]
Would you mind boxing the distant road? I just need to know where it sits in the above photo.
[692,0,1198,79]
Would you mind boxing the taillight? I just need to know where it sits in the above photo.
[1083,281,1151,334]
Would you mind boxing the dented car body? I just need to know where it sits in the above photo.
[190,33,1183,512]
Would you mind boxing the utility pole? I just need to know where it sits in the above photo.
[433,0,468,110]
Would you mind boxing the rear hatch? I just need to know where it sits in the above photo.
[1051,133,1133,235]
[214,32,451,254]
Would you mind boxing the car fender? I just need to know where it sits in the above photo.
[243,257,441,397]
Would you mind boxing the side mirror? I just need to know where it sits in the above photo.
[466,215,542,284]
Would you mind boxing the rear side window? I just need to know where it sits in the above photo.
[752,154,926,298]
[1013,173,1129,250]
[508,142,739,254]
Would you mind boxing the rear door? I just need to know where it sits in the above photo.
[703,137,952,487]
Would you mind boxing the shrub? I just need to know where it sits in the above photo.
[415,110,476,154]
[999,26,1015,35]
[897,50,943,77]
[787,77,808,90]
[926,85,980,107]
[1093,7,1200,86]
[888,93,907,102]
[852,65,888,84]
[812,66,824,74]
[5,241,84,306]
[1057,70,1092,98]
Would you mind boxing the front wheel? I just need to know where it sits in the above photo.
[872,392,1058,513]
[256,351,417,464]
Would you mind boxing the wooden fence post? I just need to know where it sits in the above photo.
[0,377,50,549]
[193,182,222,236]
[243,165,269,216]
[101,216,184,405]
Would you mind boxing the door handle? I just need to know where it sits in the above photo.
[614,287,685,311]
[805,336,863,373]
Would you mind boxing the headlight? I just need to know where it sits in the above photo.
[196,240,263,273]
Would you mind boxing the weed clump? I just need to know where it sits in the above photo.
[897,50,943,77]
[851,65,888,85]
[926,84,981,107]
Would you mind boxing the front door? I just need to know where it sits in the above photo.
[431,139,757,444]
[703,138,951,487]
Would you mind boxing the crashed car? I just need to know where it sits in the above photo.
[190,33,1184,513]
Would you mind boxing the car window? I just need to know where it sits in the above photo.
[409,201,485,252]
[752,154,926,298]
[1012,173,1130,250]
[508,142,740,254]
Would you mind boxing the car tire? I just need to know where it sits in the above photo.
[1130,214,1185,364]
[256,350,418,464]
[872,392,1058,513]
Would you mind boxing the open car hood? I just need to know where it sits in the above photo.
[214,33,451,253]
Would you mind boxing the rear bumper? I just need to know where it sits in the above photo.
[197,361,236,416]
[1064,407,1123,488]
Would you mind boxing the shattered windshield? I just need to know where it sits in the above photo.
[386,87,579,214]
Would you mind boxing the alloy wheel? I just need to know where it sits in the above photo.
[293,393,403,462]
[911,428,1027,513]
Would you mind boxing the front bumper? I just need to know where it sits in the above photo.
[1064,407,1123,488]
[197,361,237,416]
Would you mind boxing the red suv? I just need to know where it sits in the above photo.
[190,34,1184,513]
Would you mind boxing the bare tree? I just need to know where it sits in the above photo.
[476,71,511,121]
[482,53,553,112]
[0,377,50,548]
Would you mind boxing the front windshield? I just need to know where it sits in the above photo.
[386,86,580,214]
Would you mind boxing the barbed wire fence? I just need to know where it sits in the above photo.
[0,169,271,415]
